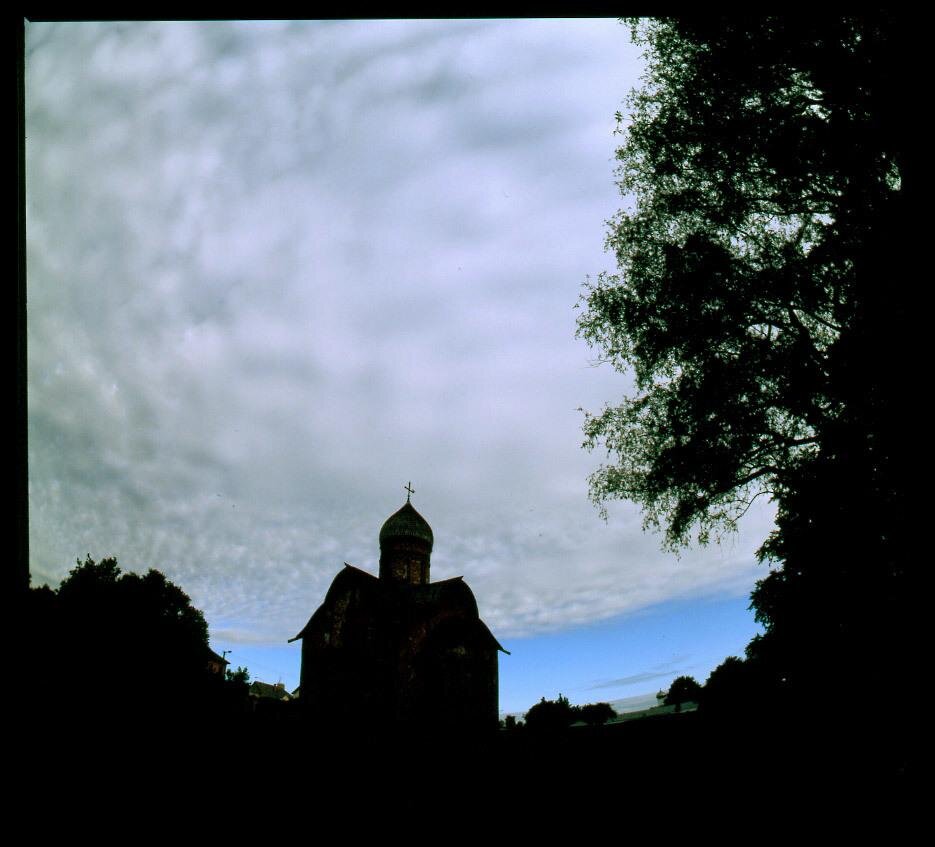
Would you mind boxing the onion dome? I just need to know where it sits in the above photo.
[379,501,434,551]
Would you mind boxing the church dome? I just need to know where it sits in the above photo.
[379,501,434,551]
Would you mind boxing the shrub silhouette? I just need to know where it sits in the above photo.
[524,694,576,732]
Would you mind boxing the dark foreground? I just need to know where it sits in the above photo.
[15,707,916,833]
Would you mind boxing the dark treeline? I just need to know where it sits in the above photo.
[15,555,906,825]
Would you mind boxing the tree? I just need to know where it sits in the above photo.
[576,16,912,708]
[578,702,617,726]
[28,555,228,724]
[700,657,766,717]
[523,694,577,732]
[58,555,210,684]
[579,16,908,546]
[663,676,702,712]
[226,666,250,686]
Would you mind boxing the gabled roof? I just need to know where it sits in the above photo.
[289,563,378,642]
[476,619,509,655]
[249,680,291,700]
[289,563,507,653]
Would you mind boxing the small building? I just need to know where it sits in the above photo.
[248,680,292,702]
[290,496,507,730]
[205,648,229,677]
[247,680,294,718]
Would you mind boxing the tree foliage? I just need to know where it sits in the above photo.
[523,696,618,730]
[577,15,909,551]
[577,16,912,710]
[700,656,767,716]
[226,666,250,686]
[56,555,210,685]
[524,694,577,732]
[578,702,617,726]
[664,675,702,711]
[26,556,243,724]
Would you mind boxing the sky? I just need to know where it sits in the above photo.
[26,19,775,715]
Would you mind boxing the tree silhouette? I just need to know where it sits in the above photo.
[576,16,911,719]
[701,657,762,717]
[26,556,238,726]
[524,694,577,732]
[664,676,702,712]
[226,666,250,686]
[578,702,617,726]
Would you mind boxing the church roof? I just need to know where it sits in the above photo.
[379,501,434,550]
[290,563,507,653]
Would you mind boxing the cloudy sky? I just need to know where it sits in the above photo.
[26,19,775,713]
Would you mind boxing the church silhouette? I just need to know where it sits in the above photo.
[291,488,507,729]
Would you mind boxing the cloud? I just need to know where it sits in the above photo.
[589,670,676,689]
[26,19,777,648]
[587,655,693,691]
